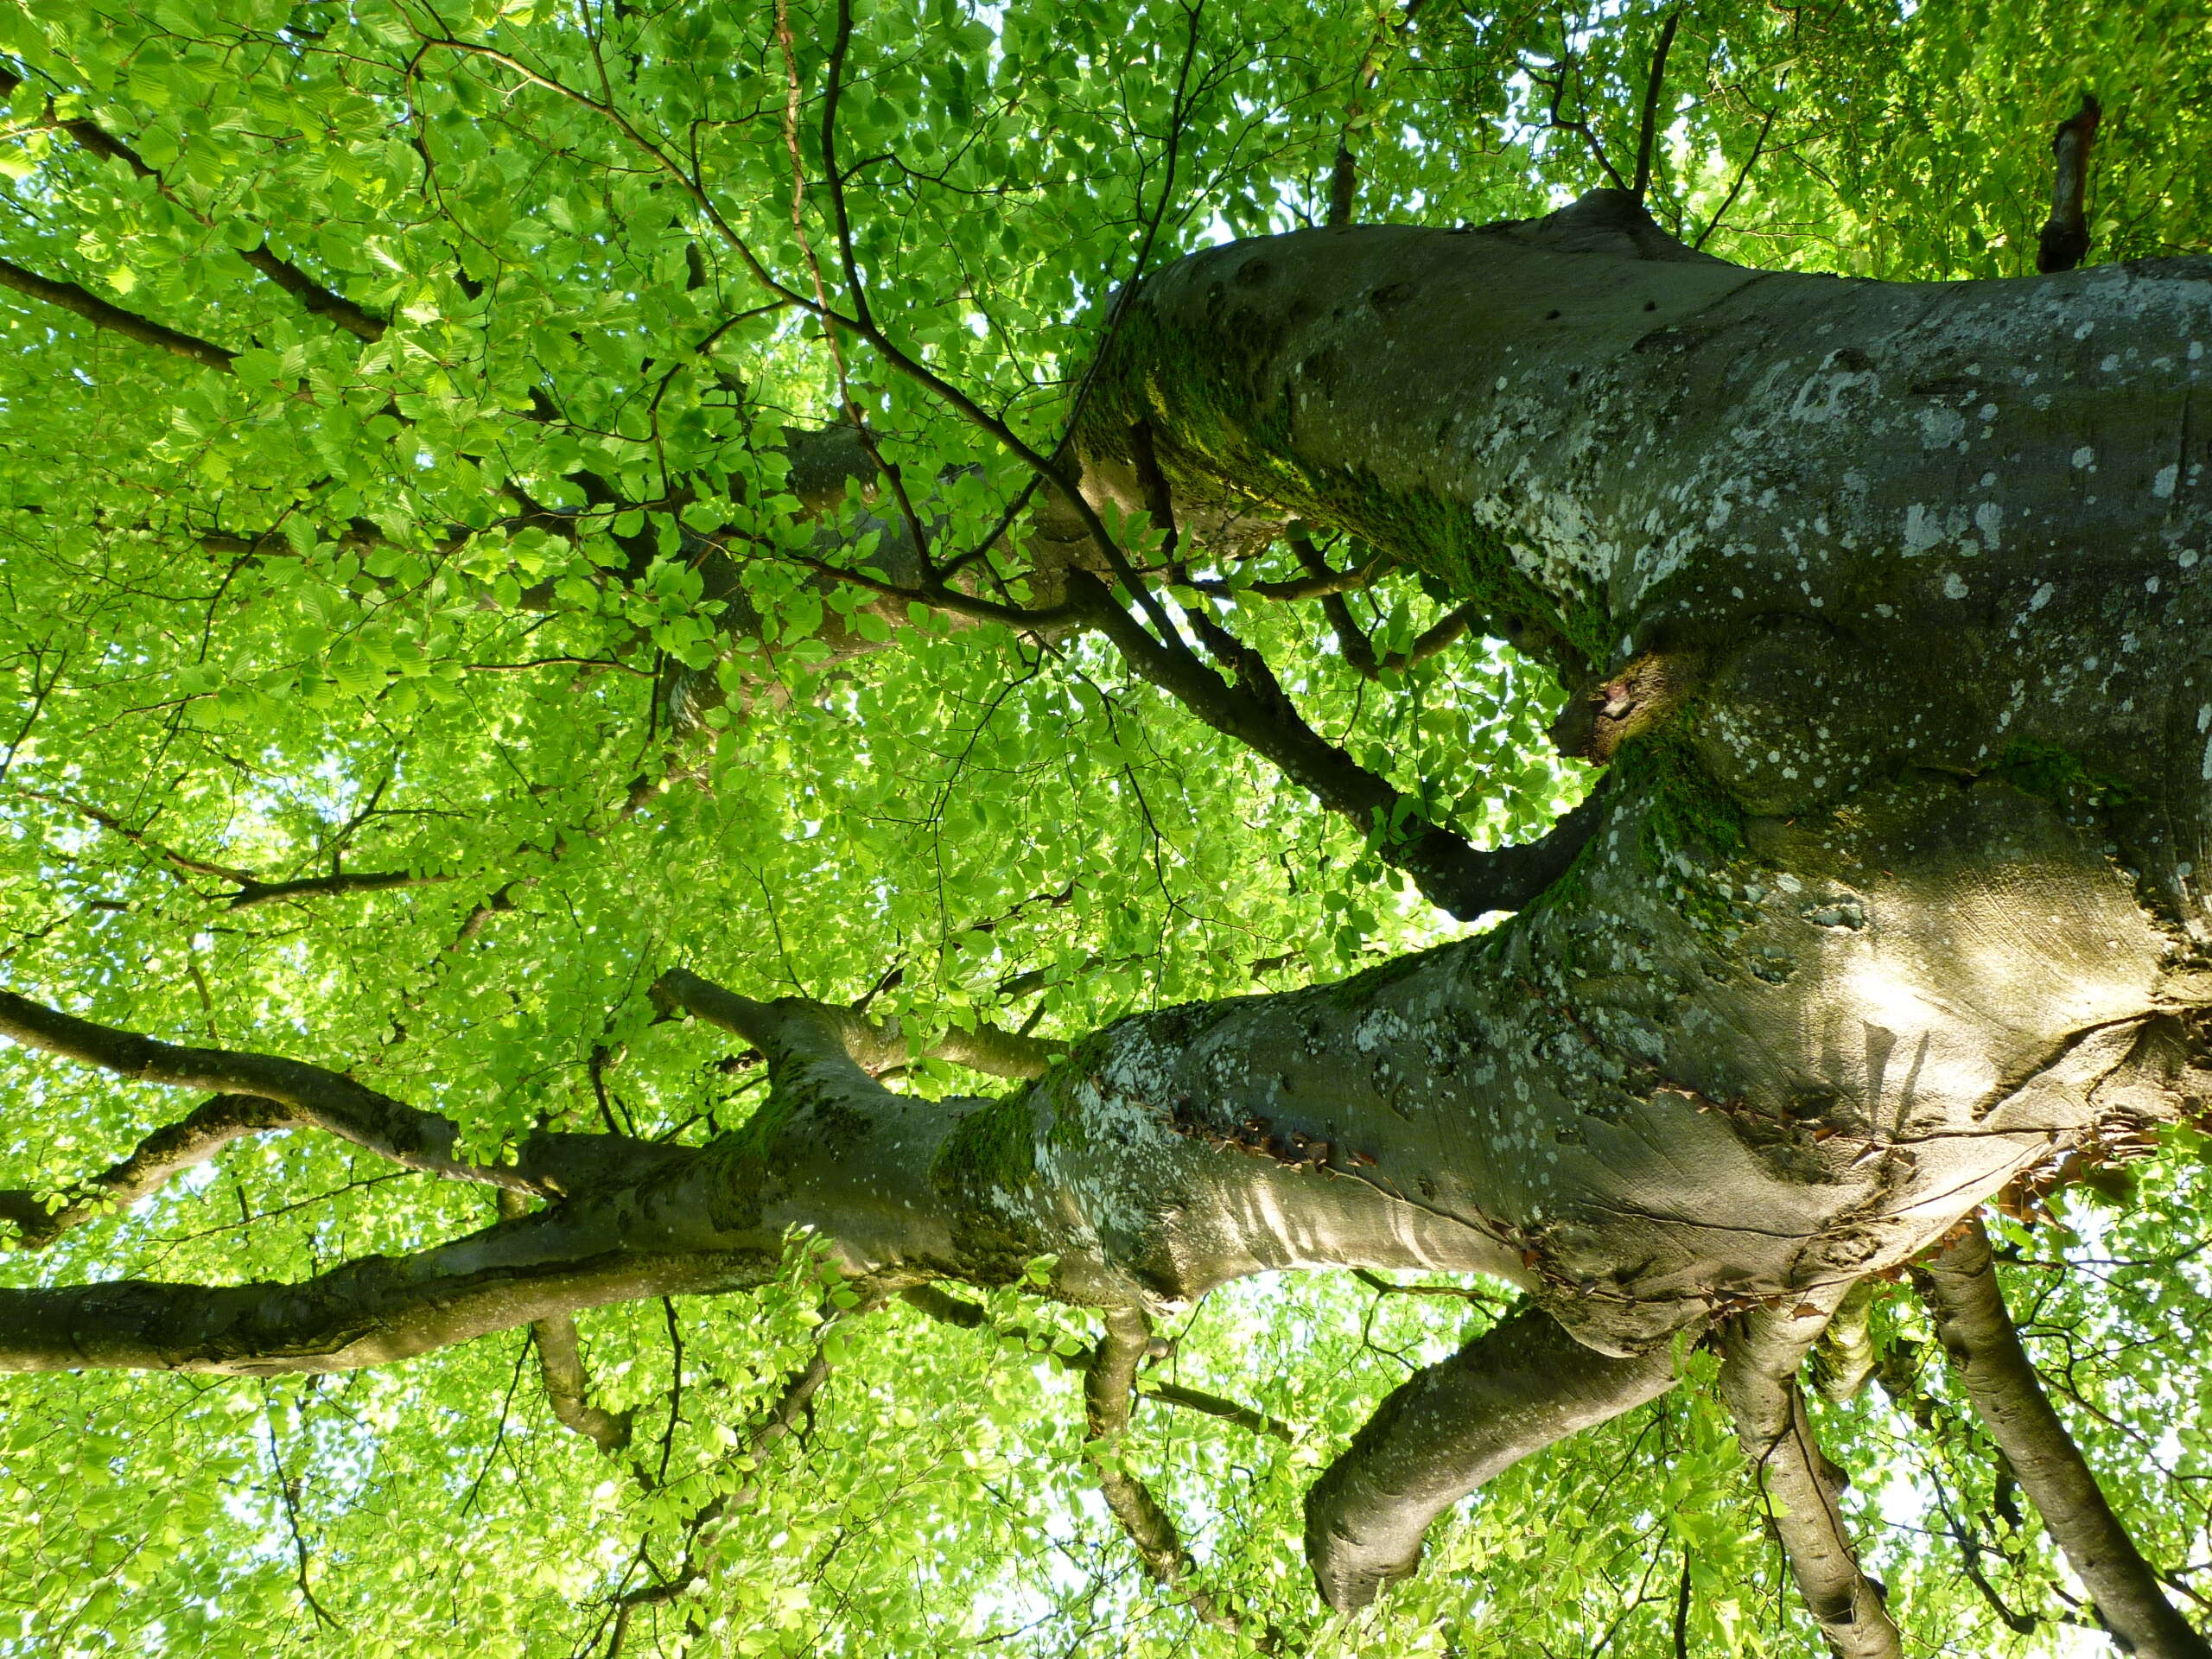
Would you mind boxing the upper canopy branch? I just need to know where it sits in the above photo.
[22,787,458,911]
[0,64,388,342]
[0,987,671,1197]
[0,255,237,369]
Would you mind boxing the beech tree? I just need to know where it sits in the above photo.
[3,1,2211,1655]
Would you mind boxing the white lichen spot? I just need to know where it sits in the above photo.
[2072,446,2096,469]
[1974,501,2002,549]
[2028,582,2055,611]
[1918,405,1965,448]
[2154,463,2179,499]
[1943,573,1970,599]
[1904,505,1943,555]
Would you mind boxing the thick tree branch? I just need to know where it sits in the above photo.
[496,1189,635,1453]
[532,1313,635,1454]
[226,870,458,909]
[1810,1280,1878,1403]
[1718,1299,1903,1659]
[1916,1218,2211,1659]
[0,1092,295,1249]
[0,1202,743,1376]
[1302,1301,1680,1611]
[235,245,387,342]
[1292,531,1382,677]
[1630,11,1684,200]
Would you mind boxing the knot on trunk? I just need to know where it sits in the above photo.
[1552,651,1702,763]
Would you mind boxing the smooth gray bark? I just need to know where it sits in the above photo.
[1917,1219,2212,1659]
[1719,1298,1904,1658]
[1301,1302,1678,1610]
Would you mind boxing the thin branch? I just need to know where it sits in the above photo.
[654,967,1056,1082]
[899,1285,1295,1442]
[264,1408,345,1630]
[1527,52,1628,191]
[20,786,258,886]
[23,787,525,913]
[1350,1268,1507,1305]
[226,869,458,910]
[0,256,237,368]
[1630,10,1684,200]
[1694,99,1779,251]
[605,1297,864,1639]
[1084,1306,1269,1643]
[0,66,385,340]
[0,985,669,1196]
[1076,563,1606,919]
[1324,0,1427,226]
